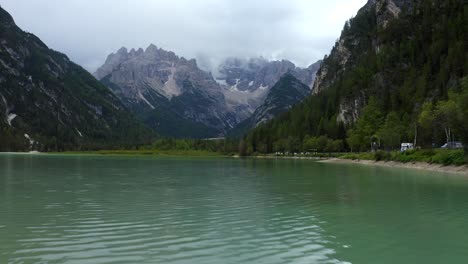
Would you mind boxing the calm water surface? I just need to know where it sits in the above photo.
[1,154,468,264]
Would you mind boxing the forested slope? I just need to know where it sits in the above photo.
[243,0,466,153]
[0,6,153,151]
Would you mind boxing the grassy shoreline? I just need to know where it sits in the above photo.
[340,149,466,166]
[51,149,226,157]
[250,149,466,165]
[249,150,468,175]
[3,149,467,175]
[251,149,467,175]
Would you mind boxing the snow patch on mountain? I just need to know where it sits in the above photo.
[7,113,16,126]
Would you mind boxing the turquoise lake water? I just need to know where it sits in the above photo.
[1,154,467,263]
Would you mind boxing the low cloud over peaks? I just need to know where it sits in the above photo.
[1,0,367,72]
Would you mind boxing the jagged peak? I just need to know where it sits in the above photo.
[145,44,158,53]
[116,47,128,54]
[360,0,411,17]
[188,58,197,67]
[128,48,144,57]
[307,60,322,70]
[268,59,295,69]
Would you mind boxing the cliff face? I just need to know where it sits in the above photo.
[217,58,321,123]
[95,45,237,137]
[216,58,319,92]
[229,73,311,137]
[96,45,224,103]
[312,0,416,124]
[0,7,151,151]
[96,46,321,137]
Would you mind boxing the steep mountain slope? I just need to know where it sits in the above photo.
[0,6,152,151]
[244,0,466,152]
[95,45,237,138]
[229,73,310,137]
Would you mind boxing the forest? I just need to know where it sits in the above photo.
[241,0,466,155]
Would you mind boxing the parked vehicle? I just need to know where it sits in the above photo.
[400,143,414,152]
[440,142,464,149]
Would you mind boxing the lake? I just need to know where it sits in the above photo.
[1,154,467,264]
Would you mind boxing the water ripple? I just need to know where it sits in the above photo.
[2,155,468,263]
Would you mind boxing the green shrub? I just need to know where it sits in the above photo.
[374,150,392,161]
[431,149,465,165]
[341,149,466,165]
[341,152,375,160]
[391,149,435,163]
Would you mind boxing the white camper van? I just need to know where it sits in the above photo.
[400,143,414,152]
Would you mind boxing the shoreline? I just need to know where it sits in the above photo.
[0,151,226,158]
[248,155,468,176]
[320,158,468,176]
[2,152,467,175]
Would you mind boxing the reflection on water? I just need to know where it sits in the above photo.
[1,154,468,264]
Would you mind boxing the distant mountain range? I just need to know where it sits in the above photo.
[0,0,321,151]
[215,57,320,124]
[228,73,312,137]
[95,45,236,138]
[95,46,320,137]
[10,0,433,152]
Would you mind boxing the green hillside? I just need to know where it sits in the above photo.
[0,6,153,151]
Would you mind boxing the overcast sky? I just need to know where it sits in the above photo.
[1,0,367,73]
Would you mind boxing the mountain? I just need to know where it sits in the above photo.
[217,58,320,122]
[95,45,237,138]
[0,6,152,151]
[229,73,310,137]
[96,47,321,138]
[243,0,466,153]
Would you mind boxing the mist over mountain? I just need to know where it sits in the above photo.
[1,0,367,73]
[94,45,320,138]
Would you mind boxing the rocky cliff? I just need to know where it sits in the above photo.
[96,46,321,137]
[312,0,415,123]
[217,58,320,124]
[95,45,237,137]
[229,73,311,137]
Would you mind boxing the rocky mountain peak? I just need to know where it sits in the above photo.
[94,48,128,80]
[360,0,412,28]
[128,48,144,57]
[117,46,128,54]
[312,0,413,95]
[0,6,15,25]
[95,43,321,138]
[95,45,237,137]
[142,44,178,62]
[217,57,321,127]
[145,43,158,53]
[375,0,402,28]
[228,73,312,136]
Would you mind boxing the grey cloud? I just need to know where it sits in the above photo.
[0,0,367,72]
